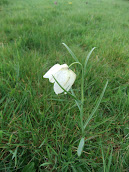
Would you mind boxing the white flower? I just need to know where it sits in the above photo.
[43,64,76,94]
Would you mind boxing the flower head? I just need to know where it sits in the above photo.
[43,64,76,94]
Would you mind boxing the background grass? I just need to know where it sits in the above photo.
[0,0,129,171]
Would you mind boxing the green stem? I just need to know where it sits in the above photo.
[69,62,82,68]
[80,67,84,135]
[69,61,84,135]
[71,88,81,112]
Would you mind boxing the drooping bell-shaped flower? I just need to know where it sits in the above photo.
[43,64,76,94]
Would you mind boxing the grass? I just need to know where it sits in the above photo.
[0,0,129,171]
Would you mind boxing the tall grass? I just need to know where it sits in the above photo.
[0,0,129,171]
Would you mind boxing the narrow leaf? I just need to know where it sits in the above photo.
[84,47,96,73]
[62,43,79,62]
[77,137,85,157]
[84,80,108,129]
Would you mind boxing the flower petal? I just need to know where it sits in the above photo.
[63,69,76,92]
[53,68,76,94]
[43,64,60,80]
[43,64,68,83]
[53,69,70,94]
[49,64,68,83]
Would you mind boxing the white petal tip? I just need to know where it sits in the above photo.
[43,75,47,78]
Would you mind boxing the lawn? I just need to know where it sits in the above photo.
[0,0,129,171]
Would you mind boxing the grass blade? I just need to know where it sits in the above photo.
[84,80,108,130]
[40,162,52,167]
[107,147,113,172]
[22,162,36,172]
[0,130,3,142]
[101,144,106,172]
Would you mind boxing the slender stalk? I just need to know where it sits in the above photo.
[69,62,82,68]
[71,88,81,112]
[80,66,84,135]
[70,63,84,134]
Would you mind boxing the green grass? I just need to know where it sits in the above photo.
[0,0,129,171]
